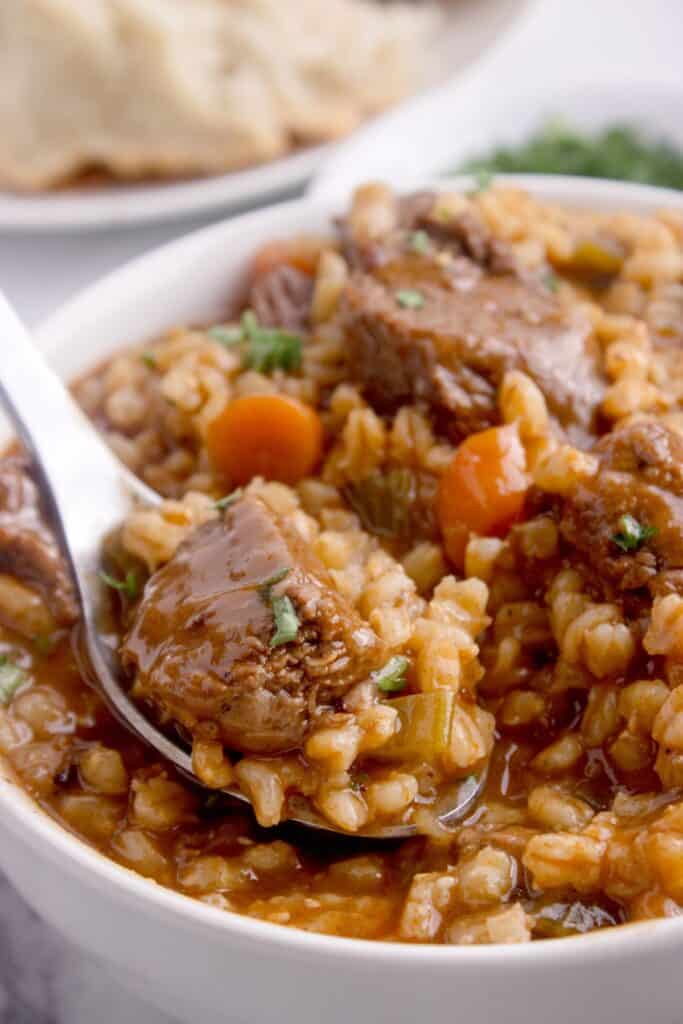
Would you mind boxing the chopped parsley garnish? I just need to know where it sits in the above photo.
[408,230,430,255]
[208,311,301,376]
[461,121,683,190]
[350,771,370,792]
[258,567,292,596]
[0,655,29,706]
[140,351,157,369]
[373,655,410,694]
[214,488,243,511]
[33,633,58,657]
[612,514,658,553]
[241,311,302,374]
[210,311,302,373]
[209,324,245,347]
[545,272,560,293]
[269,594,300,648]
[99,569,140,600]
[395,289,425,311]
[257,567,300,647]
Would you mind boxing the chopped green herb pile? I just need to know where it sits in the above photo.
[257,567,300,647]
[99,568,140,600]
[0,655,29,705]
[395,289,425,310]
[210,310,302,374]
[214,488,243,511]
[462,122,683,190]
[373,655,410,694]
[612,514,658,553]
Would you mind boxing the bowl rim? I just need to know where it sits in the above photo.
[309,76,683,203]
[4,172,683,967]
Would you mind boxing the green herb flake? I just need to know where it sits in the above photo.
[395,289,425,311]
[99,569,140,600]
[545,272,560,293]
[140,351,157,369]
[269,594,300,648]
[201,792,231,817]
[350,771,370,793]
[214,488,243,511]
[209,324,245,347]
[240,309,302,374]
[0,655,29,706]
[373,655,410,694]
[408,230,430,255]
[241,310,259,336]
[256,567,300,647]
[33,633,58,657]
[612,514,658,553]
[258,567,291,596]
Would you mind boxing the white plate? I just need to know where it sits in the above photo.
[0,0,529,233]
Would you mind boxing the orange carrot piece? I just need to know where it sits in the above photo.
[251,238,326,279]
[207,394,324,487]
[437,425,528,565]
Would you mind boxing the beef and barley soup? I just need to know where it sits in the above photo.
[4,184,683,944]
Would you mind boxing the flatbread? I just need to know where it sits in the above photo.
[0,0,437,191]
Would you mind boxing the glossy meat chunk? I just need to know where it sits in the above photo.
[560,418,683,595]
[0,456,77,625]
[248,264,313,333]
[121,495,385,754]
[343,218,604,442]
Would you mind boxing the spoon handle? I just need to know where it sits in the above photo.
[0,291,150,575]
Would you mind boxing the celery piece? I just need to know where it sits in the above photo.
[569,237,624,275]
[373,691,455,762]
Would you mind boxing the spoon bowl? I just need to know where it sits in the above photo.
[0,291,485,838]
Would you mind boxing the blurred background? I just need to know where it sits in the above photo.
[0,1,681,1020]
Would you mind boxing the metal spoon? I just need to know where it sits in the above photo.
[0,293,485,838]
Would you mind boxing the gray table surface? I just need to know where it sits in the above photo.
[0,875,177,1024]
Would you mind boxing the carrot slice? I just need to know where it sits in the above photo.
[207,394,324,486]
[251,238,325,279]
[437,425,528,565]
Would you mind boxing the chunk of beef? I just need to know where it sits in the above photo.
[560,419,683,596]
[0,456,78,626]
[418,207,518,276]
[121,495,386,755]
[248,265,313,333]
[341,192,519,276]
[343,244,603,442]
